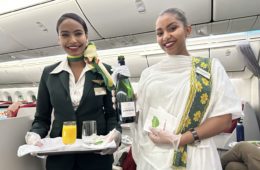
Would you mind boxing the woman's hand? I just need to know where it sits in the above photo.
[149,128,181,150]
[100,129,121,155]
[25,132,43,147]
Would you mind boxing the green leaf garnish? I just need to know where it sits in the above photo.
[152,116,159,128]
[94,140,103,145]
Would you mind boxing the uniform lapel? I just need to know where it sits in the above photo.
[58,71,70,97]
[79,71,96,105]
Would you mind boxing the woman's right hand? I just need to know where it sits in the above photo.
[149,128,182,150]
[25,132,43,147]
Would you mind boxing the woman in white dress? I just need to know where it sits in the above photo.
[131,8,242,170]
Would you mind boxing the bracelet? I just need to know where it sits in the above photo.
[189,128,200,144]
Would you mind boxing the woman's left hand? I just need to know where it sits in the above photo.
[100,129,121,155]
[149,128,181,150]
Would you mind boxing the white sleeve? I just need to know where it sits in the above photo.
[207,58,242,119]
[136,67,151,112]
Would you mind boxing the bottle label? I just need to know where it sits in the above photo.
[121,102,135,117]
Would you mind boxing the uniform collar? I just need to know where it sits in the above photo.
[50,58,92,74]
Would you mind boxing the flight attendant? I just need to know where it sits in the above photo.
[131,8,242,170]
[25,13,121,170]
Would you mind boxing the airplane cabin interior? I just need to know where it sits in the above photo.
[0,0,260,170]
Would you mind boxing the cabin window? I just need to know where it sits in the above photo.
[31,95,37,102]
[7,96,12,102]
[18,95,24,101]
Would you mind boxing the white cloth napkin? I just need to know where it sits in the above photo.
[143,107,177,133]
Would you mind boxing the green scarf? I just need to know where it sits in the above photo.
[67,55,84,62]
[84,42,115,91]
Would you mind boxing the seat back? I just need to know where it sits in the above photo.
[17,107,36,120]
[0,117,44,170]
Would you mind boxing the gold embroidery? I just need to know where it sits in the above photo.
[200,93,208,104]
[194,111,201,121]
[196,81,202,92]
[92,79,104,85]
[202,77,209,86]
[184,118,191,128]
[200,62,208,69]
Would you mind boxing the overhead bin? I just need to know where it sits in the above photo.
[252,16,260,31]
[210,46,246,72]
[210,41,260,72]
[0,65,42,85]
[76,0,211,38]
[0,0,101,54]
[0,66,30,84]
[94,32,157,50]
[22,65,45,83]
[213,0,260,20]
[229,17,258,34]
[0,60,54,86]
[209,41,260,78]
[1,0,260,61]
[211,21,230,35]
[0,27,26,54]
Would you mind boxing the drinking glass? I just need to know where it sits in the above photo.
[82,120,97,144]
[62,121,77,145]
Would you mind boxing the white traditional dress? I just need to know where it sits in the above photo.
[131,55,242,170]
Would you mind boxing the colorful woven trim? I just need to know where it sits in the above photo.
[84,42,115,91]
[172,57,212,168]
[67,55,84,62]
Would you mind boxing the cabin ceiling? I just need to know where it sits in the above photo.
[0,0,260,62]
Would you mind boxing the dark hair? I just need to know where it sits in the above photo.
[159,8,188,27]
[56,13,88,34]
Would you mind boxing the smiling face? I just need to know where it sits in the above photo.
[156,13,191,56]
[58,18,88,56]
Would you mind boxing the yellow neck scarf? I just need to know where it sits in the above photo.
[84,42,114,91]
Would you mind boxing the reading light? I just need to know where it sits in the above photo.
[36,21,48,32]
[0,0,53,15]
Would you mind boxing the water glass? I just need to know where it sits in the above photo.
[82,120,97,144]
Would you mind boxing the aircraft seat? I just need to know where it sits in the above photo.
[16,102,36,120]
[223,119,238,133]
[213,102,260,150]
[0,116,44,170]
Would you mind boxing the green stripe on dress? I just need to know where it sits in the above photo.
[172,57,212,168]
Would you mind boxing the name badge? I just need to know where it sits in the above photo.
[94,87,107,96]
[196,67,210,79]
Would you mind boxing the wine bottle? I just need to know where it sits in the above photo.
[115,56,136,123]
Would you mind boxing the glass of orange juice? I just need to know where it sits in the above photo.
[62,121,77,145]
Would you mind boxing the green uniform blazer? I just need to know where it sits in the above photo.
[30,62,121,170]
